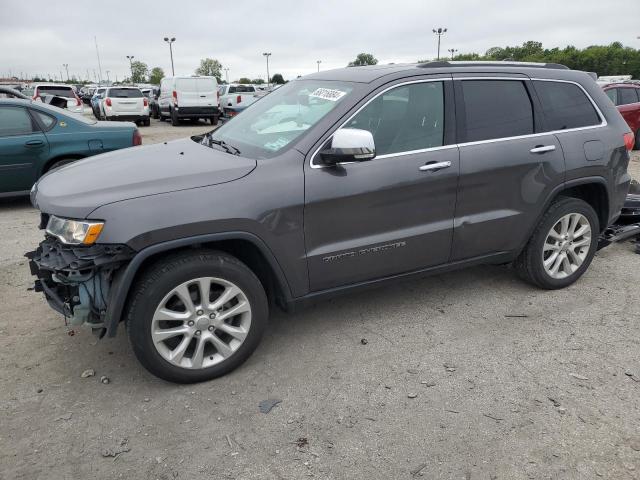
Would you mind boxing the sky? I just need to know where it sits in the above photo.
[1,0,638,83]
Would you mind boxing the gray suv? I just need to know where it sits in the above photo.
[27,62,633,383]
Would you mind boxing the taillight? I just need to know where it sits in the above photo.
[237,95,242,104]
[132,129,142,146]
[624,132,635,151]
[105,97,112,107]
[75,94,81,106]
[172,90,178,105]
[143,98,148,107]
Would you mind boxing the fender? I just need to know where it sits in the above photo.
[515,175,609,254]
[104,231,293,337]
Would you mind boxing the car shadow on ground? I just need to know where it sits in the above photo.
[0,195,31,211]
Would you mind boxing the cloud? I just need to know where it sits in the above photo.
[1,0,637,81]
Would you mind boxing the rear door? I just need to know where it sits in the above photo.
[0,105,49,193]
[176,78,200,107]
[304,77,459,291]
[450,76,566,260]
[108,88,144,115]
[195,78,217,108]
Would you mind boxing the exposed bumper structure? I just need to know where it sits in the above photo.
[26,238,135,335]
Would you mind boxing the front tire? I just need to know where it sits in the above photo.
[126,251,268,383]
[514,197,599,289]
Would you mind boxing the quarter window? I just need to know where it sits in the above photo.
[533,80,601,131]
[618,87,639,106]
[460,80,534,142]
[32,110,56,131]
[345,81,444,155]
[0,106,35,136]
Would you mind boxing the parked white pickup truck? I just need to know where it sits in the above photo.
[218,84,260,117]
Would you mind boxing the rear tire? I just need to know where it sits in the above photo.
[171,108,179,126]
[143,116,151,127]
[152,106,159,120]
[126,250,268,383]
[634,129,640,150]
[211,115,219,126]
[514,197,599,289]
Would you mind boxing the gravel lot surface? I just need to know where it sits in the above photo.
[0,124,639,479]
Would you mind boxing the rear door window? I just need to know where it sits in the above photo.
[0,106,35,136]
[533,80,601,130]
[460,80,534,142]
[618,87,639,105]
[176,79,199,92]
[108,88,142,98]
[195,78,216,93]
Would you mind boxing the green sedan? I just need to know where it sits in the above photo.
[0,95,141,196]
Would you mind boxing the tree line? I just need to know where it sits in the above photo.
[343,42,640,78]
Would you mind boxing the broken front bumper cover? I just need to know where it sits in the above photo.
[26,238,135,332]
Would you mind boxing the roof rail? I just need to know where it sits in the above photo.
[417,61,569,70]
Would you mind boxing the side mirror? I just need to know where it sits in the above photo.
[319,128,376,166]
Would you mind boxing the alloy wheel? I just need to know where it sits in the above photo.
[542,213,592,280]
[151,277,251,369]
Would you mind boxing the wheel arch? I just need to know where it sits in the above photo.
[40,154,86,176]
[516,177,609,256]
[105,232,293,337]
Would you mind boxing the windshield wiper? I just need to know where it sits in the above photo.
[201,132,241,155]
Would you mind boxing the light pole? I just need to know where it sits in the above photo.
[447,48,458,60]
[317,60,322,72]
[263,52,271,89]
[224,68,229,83]
[63,63,69,81]
[126,55,134,83]
[164,37,176,76]
[432,27,447,60]
[106,70,110,83]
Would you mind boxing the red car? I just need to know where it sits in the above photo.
[602,83,640,149]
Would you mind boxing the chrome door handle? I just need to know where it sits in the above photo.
[530,145,556,154]
[419,160,452,172]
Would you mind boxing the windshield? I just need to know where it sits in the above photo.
[208,80,354,158]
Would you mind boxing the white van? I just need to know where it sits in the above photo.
[158,76,219,126]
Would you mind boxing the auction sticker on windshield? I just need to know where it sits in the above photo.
[309,88,347,102]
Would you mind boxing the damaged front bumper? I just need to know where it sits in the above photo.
[26,238,135,335]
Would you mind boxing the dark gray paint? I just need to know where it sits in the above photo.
[30,63,633,326]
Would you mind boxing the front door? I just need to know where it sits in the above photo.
[304,79,459,291]
[0,105,49,194]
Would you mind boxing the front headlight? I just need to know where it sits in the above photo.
[46,216,104,245]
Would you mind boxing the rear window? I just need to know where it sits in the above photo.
[618,87,639,105]
[460,80,534,142]
[228,85,255,94]
[37,86,74,98]
[108,88,143,98]
[534,81,601,131]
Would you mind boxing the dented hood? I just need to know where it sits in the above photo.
[33,138,256,219]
